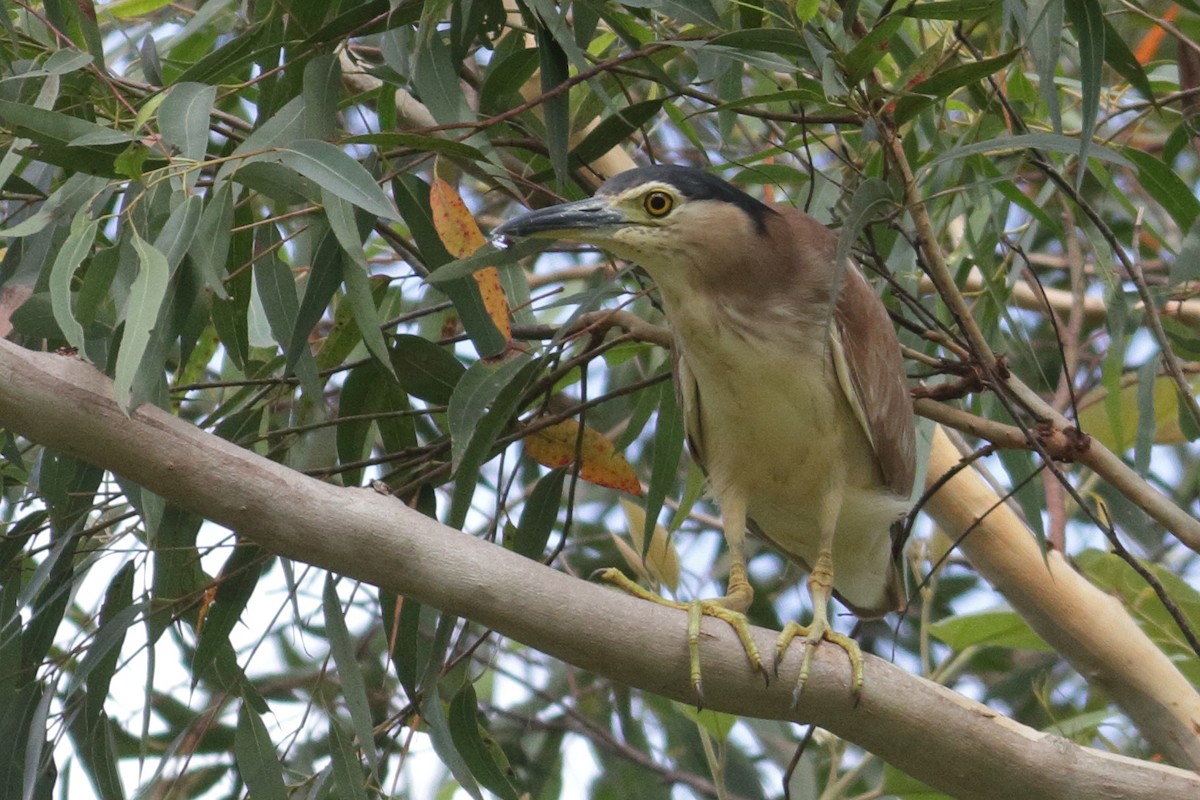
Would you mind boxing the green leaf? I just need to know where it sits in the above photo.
[570,99,664,167]
[65,713,124,800]
[449,354,532,473]
[210,201,253,369]
[424,239,545,284]
[343,132,485,161]
[928,609,1053,652]
[1170,220,1200,286]
[893,49,1020,124]
[1076,549,1200,680]
[217,96,305,184]
[836,179,894,285]
[927,133,1131,169]
[389,335,466,404]
[157,82,215,190]
[323,575,380,772]
[393,173,455,268]
[302,54,340,140]
[104,0,175,18]
[410,29,469,125]
[23,534,80,673]
[0,100,156,177]
[1040,708,1119,739]
[448,683,520,800]
[192,544,267,680]
[329,721,371,800]
[235,702,288,800]
[1063,0,1102,181]
[901,0,1001,19]
[276,140,398,220]
[389,598,433,700]
[12,49,93,77]
[420,687,483,800]
[175,21,271,85]
[68,128,136,146]
[115,233,170,410]
[290,226,344,375]
[447,354,535,528]
[642,381,684,551]
[707,28,809,57]
[48,210,96,353]
[673,702,737,742]
[1028,0,1064,133]
[513,468,565,559]
[66,576,141,707]
[188,182,233,298]
[253,230,301,358]
[843,14,905,85]
[152,193,203,272]
[1100,15,1153,101]
[337,361,414,486]
[536,21,570,185]
[322,188,396,377]
[1134,356,1157,472]
[479,47,540,113]
[1123,149,1200,232]
[882,764,953,799]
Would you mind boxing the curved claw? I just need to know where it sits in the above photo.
[776,620,864,707]
[596,568,768,705]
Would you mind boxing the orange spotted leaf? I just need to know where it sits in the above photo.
[430,178,512,342]
[472,265,511,341]
[523,418,643,495]
[430,177,486,257]
[197,584,218,633]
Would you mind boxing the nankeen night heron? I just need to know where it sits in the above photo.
[494,165,916,700]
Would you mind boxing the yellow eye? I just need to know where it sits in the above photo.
[643,190,674,217]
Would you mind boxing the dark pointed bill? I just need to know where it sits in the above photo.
[491,197,628,246]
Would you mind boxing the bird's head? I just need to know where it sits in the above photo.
[492,165,777,274]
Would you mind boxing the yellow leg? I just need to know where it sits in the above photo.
[597,489,767,705]
[774,467,862,705]
[774,548,864,705]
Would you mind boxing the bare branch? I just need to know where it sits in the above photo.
[0,342,1196,800]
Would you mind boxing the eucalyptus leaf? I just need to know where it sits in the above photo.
[235,703,288,800]
[158,82,216,191]
[114,233,170,411]
[322,576,380,772]
[48,210,96,353]
[276,140,398,220]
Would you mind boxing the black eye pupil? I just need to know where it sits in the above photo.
[647,192,670,214]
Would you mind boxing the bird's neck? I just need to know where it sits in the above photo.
[654,275,832,351]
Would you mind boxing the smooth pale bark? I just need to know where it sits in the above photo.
[0,340,1197,799]
[924,426,1200,767]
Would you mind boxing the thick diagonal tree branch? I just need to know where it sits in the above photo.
[924,426,1200,766]
[0,340,1197,800]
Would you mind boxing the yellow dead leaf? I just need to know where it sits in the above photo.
[472,264,511,339]
[615,498,680,592]
[429,177,486,256]
[429,178,511,341]
[523,418,643,496]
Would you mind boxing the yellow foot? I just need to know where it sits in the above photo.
[597,567,768,705]
[774,617,864,707]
